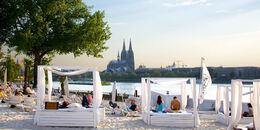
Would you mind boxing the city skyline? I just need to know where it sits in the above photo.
[49,0,260,71]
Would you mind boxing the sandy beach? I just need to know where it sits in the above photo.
[0,103,227,130]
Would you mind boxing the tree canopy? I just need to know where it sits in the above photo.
[1,0,111,87]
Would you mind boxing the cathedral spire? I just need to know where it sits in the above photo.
[129,38,133,51]
[117,50,120,61]
[121,39,127,61]
[123,39,126,51]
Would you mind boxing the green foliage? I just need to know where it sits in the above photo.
[2,0,111,87]
[3,53,21,81]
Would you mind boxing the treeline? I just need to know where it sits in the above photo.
[99,71,197,82]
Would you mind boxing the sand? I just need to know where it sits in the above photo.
[0,103,227,130]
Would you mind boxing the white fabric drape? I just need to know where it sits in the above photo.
[64,76,69,96]
[141,78,148,123]
[45,67,89,76]
[47,71,53,101]
[181,82,187,110]
[215,87,222,113]
[112,81,116,103]
[147,79,151,125]
[37,67,46,109]
[223,87,230,117]
[150,78,188,86]
[191,79,200,127]
[94,71,103,108]
[228,81,243,130]
[252,81,260,130]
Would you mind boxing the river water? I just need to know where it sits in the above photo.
[52,81,252,102]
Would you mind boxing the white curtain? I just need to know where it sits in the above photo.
[191,79,200,127]
[150,78,188,86]
[181,82,187,110]
[94,71,103,108]
[47,71,53,101]
[252,81,260,130]
[215,87,222,113]
[112,81,116,102]
[45,67,89,76]
[64,76,69,96]
[37,67,46,109]
[223,87,230,117]
[228,81,243,130]
[141,78,148,122]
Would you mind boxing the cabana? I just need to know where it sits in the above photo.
[216,85,253,125]
[227,79,260,130]
[33,66,104,127]
[215,86,230,125]
[141,77,200,128]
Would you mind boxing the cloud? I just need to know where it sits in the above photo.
[163,0,211,7]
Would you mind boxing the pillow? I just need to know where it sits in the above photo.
[68,103,82,108]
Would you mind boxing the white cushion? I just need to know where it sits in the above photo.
[67,103,82,108]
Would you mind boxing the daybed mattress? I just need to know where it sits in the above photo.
[150,111,192,117]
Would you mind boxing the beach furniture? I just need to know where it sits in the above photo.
[33,66,105,128]
[8,96,23,107]
[227,79,260,130]
[22,97,36,112]
[141,78,200,128]
[122,97,141,117]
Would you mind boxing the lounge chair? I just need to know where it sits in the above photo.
[22,97,36,112]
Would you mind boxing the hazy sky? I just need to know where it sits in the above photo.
[50,0,260,70]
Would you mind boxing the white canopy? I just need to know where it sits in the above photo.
[141,77,200,127]
[228,79,260,130]
[34,66,103,127]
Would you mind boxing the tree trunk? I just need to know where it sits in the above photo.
[33,51,41,88]
[23,65,29,94]
[61,83,65,95]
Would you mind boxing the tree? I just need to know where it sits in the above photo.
[23,58,33,94]
[3,53,21,82]
[3,0,111,88]
[58,77,66,95]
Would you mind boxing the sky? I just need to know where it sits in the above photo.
[50,0,260,71]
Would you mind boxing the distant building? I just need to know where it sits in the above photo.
[106,39,135,73]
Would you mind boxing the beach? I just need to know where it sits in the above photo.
[0,103,227,130]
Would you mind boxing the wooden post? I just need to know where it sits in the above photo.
[115,89,118,101]
[134,90,138,97]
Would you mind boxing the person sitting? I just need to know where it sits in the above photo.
[242,103,253,117]
[81,94,90,108]
[155,95,164,112]
[59,101,70,109]
[0,88,5,103]
[87,94,93,104]
[54,87,61,94]
[109,100,117,109]
[127,100,140,112]
[171,96,180,111]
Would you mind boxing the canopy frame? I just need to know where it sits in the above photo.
[34,65,103,127]
[228,79,260,129]
[141,77,200,127]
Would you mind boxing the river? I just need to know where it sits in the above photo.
[52,81,252,102]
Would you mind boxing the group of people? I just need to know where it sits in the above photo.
[81,94,93,108]
[154,95,181,112]
[0,82,25,103]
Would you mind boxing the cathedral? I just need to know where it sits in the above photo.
[106,39,135,73]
